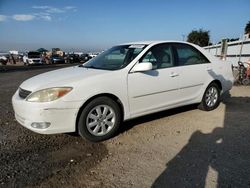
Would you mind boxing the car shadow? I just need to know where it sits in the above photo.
[120,86,230,135]
[151,94,250,187]
[120,104,198,134]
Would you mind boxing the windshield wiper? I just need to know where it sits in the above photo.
[79,64,114,71]
[79,65,101,69]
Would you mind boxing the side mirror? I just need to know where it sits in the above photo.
[132,62,153,72]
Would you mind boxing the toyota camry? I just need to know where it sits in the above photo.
[12,41,234,142]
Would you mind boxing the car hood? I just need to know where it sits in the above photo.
[20,66,110,92]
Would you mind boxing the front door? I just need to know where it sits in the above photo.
[128,43,181,117]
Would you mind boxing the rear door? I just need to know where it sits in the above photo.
[172,43,212,102]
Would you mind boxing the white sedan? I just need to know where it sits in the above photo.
[12,41,234,142]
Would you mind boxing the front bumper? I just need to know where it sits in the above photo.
[12,90,81,134]
[28,59,43,64]
[52,59,65,64]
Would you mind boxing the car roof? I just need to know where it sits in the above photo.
[28,51,40,54]
[121,40,192,46]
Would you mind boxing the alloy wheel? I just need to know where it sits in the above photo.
[86,105,116,136]
[205,86,218,107]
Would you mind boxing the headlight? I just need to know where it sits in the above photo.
[26,87,72,102]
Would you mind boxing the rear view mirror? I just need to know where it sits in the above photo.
[132,62,153,72]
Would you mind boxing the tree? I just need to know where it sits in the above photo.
[187,29,210,47]
[245,21,250,34]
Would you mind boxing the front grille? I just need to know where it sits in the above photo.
[19,88,31,99]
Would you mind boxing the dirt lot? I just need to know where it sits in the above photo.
[0,67,250,188]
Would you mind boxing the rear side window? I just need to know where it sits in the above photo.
[174,44,210,66]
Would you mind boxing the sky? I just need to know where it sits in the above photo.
[0,0,249,52]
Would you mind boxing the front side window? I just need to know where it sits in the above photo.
[83,45,146,70]
[174,44,210,66]
[140,44,174,69]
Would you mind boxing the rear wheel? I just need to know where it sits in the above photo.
[198,83,221,111]
[242,78,250,86]
[78,97,121,142]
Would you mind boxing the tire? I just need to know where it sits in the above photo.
[242,78,250,86]
[78,97,121,142]
[198,83,221,111]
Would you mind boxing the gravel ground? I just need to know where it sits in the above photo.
[0,67,250,188]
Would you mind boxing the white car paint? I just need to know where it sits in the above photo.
[0,56,7,61]
[12,41,234,135]
[23,52,43,65]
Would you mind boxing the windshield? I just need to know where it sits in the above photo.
[83,45,146,70]
[28,52,41,58]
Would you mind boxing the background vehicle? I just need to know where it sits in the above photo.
[0,55,8,65]
[66,54,81,63]
[88,52,99,58]
[50,55,65,64]
[23,51,43,65]
[80,53,92,62]
[12,41,234,142]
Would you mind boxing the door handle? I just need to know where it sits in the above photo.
[170,72,179,77]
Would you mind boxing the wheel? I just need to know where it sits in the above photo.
[242,78,250,86]
[198,83,221,111]
[78,97,121,142]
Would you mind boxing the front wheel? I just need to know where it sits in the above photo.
[78,97,121,142]
[198,83,221,111]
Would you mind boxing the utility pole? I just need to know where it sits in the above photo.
[238,34,245,62]
[182,34,186,41]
